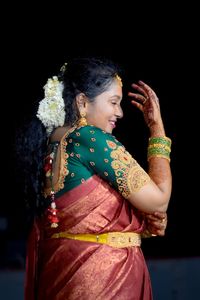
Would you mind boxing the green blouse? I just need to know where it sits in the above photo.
[47,125,150,199]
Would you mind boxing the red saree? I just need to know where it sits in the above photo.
[25,175,152,300]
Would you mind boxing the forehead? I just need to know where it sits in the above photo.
[102,79,123,99]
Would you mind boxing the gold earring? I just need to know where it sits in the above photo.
[77,111,87,127]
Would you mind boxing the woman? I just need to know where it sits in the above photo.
[22,57,171,299]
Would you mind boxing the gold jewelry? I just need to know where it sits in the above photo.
[143,98,147,104]
[115,74,123,87]
[147,136,172,162]
[51,231,141,248]
[141,230,157,238]
[77,111,87,127]
[60,62,68,72]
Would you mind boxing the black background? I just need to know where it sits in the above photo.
[2,2,199,266]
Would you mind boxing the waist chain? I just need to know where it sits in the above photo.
[51,231,141,248]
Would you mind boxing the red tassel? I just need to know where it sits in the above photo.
[47,192,59,228]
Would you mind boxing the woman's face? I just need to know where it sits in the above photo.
[85,79,123,133]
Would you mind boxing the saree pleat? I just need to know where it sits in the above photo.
[26,175,152,300]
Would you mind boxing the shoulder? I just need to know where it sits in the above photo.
[68,125,122,146]
[50,126,71,142]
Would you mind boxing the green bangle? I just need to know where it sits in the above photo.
[147,147,171,162]
[148,136,172,147]
[148,136,171,162]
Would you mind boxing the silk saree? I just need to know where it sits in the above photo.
[25,125,152,300]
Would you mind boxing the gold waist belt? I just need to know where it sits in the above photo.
[51,231,141,248]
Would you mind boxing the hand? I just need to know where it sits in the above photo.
[145,212,167,237]
[128,81,163,130]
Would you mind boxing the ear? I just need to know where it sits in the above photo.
[75,93,88,113]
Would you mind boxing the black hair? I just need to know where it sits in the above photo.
[59,56,122,126]
[15,56,122,224]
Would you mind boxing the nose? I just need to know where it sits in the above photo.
[115,106,123,119]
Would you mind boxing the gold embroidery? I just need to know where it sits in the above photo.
[126,167,150,197]
[43,127,76,197]
[107,140,150,198]
[106,140,117,149]
[43,141,68,196]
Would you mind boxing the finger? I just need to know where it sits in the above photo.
[138,81,159,104]
[146,214,166,221]
[147,217,167,230]
[131,83,149,99]
[138,81,155,95]
[153,211,166,217]
[146,215,158,221]
[131,100,143,112]
[147,220,164,228]
[128,92,147,105]
[146,226,165,236]
[155,229,165,236]
[153,212,167,220]
[153,221,167,229]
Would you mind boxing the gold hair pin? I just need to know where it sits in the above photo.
[115,74,123,87]
[60,62,68,73]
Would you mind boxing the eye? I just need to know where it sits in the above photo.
[111,101,117,105]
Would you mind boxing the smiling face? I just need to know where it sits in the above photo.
[84,79,123,133]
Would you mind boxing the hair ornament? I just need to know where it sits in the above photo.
[60,62,68,73]
[36,76,66,136]
[115,74,123,87]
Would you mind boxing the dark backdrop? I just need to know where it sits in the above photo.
[2,3,199,268]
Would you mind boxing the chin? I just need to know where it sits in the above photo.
[106,128,113,134]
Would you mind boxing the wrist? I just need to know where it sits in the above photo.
[147,136,172,162]
[149,123,165,137]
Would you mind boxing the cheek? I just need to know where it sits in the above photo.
[86,102,112,120]
[86,107,101,122]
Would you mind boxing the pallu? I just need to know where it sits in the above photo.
[25,175,152,300]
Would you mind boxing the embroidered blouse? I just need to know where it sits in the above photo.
[44,125,150,199]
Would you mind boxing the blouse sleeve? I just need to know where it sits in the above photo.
[69,126,150,199]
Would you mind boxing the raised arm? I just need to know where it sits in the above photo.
[126,81,172,213]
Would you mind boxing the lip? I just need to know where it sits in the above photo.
[109,120,116,128]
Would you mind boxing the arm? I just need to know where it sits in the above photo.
[127,81,172,213]
[72,105,171,214]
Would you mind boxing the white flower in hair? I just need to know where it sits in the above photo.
[36,76,65,136]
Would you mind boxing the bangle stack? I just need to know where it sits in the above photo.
[147,136,172,162]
